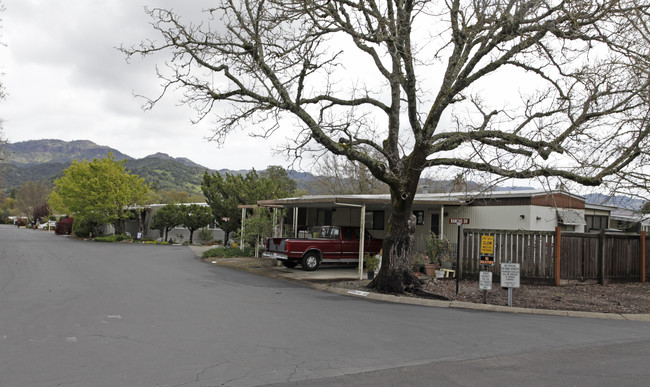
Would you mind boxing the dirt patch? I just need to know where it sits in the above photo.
[334,278,650,314]
[205,257,650,314]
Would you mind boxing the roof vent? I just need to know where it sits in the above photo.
[422,185,429,194]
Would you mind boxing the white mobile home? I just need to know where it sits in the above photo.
[258,189,592,253]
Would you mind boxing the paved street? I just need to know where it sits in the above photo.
[1,225,649,386]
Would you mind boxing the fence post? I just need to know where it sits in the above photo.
[554,227,561,286]
[598,229,606,285]
[641,231,646,284]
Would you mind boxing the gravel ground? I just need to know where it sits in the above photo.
[333,278,650,314]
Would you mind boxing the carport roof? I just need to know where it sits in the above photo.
[258,194,464,208]
[557,209,587,226]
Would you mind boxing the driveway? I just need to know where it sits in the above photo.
[2,225,650,386]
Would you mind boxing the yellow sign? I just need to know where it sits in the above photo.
[480,235,494,255]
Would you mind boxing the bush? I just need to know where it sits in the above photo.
[202,246,256,258]
[364,253,380,271]
[55,218,74,235]
[198,227,213,244]
[72,218,97,238]
[16,218,28,227]
[411,252,427,272]
[425,232,452,265]
[94,234,132,242]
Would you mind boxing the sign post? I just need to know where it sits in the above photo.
[500,263,520,307]
[478,234,495,301]
[449,218,470,295]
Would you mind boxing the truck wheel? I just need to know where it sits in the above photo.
[301,252,321,271]
[282,260,298,268]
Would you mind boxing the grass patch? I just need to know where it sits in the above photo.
[202,246,256,258]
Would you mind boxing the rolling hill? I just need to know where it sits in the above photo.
[0,139,314,196]
[0,140,211,195]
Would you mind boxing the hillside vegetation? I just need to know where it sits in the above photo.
[5,139,132,166]
[0,139,313,197]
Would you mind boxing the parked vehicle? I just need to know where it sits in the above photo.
[263,226,383,271]
[37,221,57,230]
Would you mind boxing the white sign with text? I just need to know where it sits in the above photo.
[479,271,492,290]
[500,263,520,288]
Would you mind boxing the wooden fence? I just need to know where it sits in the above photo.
[461,228,649,284]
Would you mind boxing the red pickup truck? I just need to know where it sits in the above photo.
[263,226,383,271]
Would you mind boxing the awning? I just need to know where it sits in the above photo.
[557,210,586,226]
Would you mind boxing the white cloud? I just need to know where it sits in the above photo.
[0,0,292,171]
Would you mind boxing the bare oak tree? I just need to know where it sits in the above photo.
[310,153,388,195]
[16,181,50,225]
[123,1,650,293]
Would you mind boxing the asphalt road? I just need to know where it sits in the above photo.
[1,225,649,387]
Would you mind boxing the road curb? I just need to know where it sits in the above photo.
[200,253,650,321]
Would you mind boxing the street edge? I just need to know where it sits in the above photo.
[199,252,650,322]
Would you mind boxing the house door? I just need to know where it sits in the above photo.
[431,213,440,236]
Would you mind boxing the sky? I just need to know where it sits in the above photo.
[0,0,292,171]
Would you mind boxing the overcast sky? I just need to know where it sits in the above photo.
[1,0,292,171]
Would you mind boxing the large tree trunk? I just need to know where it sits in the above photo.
[367,193,421,293]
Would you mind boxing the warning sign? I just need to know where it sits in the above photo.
[479,235,495,266]
[480,235,494,255]
[480,255,494,266]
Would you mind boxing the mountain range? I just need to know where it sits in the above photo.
[1,139,644,209]
[0,139,313,196]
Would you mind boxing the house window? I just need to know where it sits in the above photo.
[365,210,385,230]
[413,211,424,225]
[560,224,575,232]
[586,215,608,232]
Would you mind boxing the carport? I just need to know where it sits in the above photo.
[245,197,379,279]
[253,194,464,278]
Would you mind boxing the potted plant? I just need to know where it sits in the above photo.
[365,253,380,280]
[426,232,452,279]
[424,255,439,277]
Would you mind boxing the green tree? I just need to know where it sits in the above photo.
[259,166,297,198]
[179,204,213,244]
[47,190,67,216]
[125,1,650,293]
[16,181,51,225]
[237,207,274,255]
[157,190,205,204]
[51,153,149,235]
[202,166,296,245]
[149,204,183,241]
